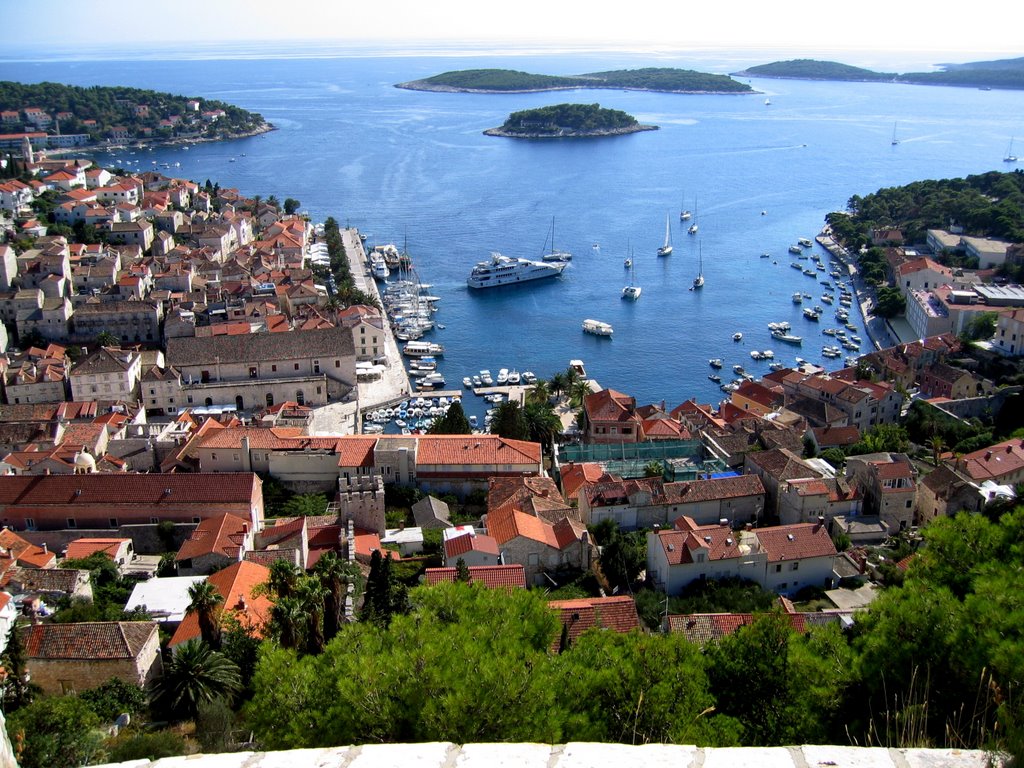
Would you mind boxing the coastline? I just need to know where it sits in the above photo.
[396,81,754,96]
[483,124,658,138]
[42,121,276,157]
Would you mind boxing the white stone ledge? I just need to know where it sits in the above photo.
[90,743,1005,768]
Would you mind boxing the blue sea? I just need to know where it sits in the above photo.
[6,45,1024,410]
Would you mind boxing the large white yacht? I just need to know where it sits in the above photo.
[467,253,566,289]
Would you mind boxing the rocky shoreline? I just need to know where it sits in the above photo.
[483,124,658,139]
[397,81,752,96]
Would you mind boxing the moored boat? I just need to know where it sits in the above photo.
[467,252,566,289]
[582,318,614,337]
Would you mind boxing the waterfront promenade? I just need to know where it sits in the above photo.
[308,228,411,436]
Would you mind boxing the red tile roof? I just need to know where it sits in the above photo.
[549,595,640,648]
[64,538,130,561]
[0,472,259,507]
[416,435,541,467]
[0,528,55,568]
[424,564,526,589]
[176,513,249,562]
[755,522,837,562]
[444,531,499,559]
[22,621,157,660]
[169,560,272,647]
[666,612,843,644]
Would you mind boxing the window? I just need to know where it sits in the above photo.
[775,564,782,572]
[192,517,201,524]
[271,364,277,372]
[212,452,217,460]
[906,499,913,508]
[25,517,35,530]
[266,393,274,407]
[335,360,340,368]
[109,518,118,528]
[790,562,799,571]
[150,517,159,524]
[249,367,257,378]
[528,553,540,565]
[67,517,77,528]
[294,363,299,370]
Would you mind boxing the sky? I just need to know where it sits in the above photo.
[4,0,1021,66]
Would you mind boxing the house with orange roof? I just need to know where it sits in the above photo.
[549,595,641,650]
[483,503,591,586]
[487,476,575,524]
[0,526,56,568]
[582,389,644,444]
[443,530,501,568]
[168,560,272,649]
[559,462,620,506]
[63,537,133,567]
[424,564,526,589]
[845,453,917,532]
[957,437,1024,487]
[745,447,827,519]
[777,476,862,526]
[647,516,837,596]
[731,380,785,417]
[21,621,162,694]
[175,513,253,575]
[666,610,844,645]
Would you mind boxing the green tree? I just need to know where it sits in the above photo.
[961,311,998,342]
[106,729,187,762]
[151,639,241,721]
[455,557,471,582]
[489,400,530,441]
[187,579,225,650]
[283,197,301,215]
[77,677,147,722]
[0,622,35,711]
[428,400,472,434]
[523,400,562,451]
[270,595,306,650]
[362,550,408,627]
[643,460,664,478]
[314,550,362,642]
[267,559,299,600]
[591,519,646,592]
[8,695,104,768]
[280,492,329,517]
[297,575,328,655]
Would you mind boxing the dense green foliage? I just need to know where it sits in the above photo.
[8,695,104,768]
[498,103,641,136]
[743,59,894,81]
[0,80,267,141]
[744,56,1024,90]
[403,67,752,93]
[151,640,241,721]
[828,171,1024,248]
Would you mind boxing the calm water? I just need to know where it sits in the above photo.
[8,49,1024,407]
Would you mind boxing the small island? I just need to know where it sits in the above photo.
[734,57,1024,90]
[398,67,754,94]
[483,103,656,139]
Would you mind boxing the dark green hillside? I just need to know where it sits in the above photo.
[742,59,894,81]
[398,67,752,94]
[501,103,638,133]
[0,81,268,141]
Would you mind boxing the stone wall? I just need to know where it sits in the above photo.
[19,521,196,557]
[88,742,1003,768]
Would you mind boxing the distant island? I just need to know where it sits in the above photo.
[397,67,754,94]
[483,103,656,139]
[0,81,273,151]
[735,57,1024,90]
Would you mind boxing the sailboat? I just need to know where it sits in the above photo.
[679,193,692,222]
[657,213,673,256]
[541,216,572,261]
[891,122,900,146]
[688,198,699,235]
[764,97,771,106]
[1005,137,1018,163]
[692,242,705,289]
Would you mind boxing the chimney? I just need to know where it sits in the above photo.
[42,542,48,553]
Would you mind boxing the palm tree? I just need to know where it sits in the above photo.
[297,577,327,655]
[151,639,241,721]
[186,580,224,650]
[270,595,306,650]
[525,379,551,406]
[549,371,568,401]
[523,401,562,453]
[267,559,298,601]
[315,551,361,641]
[569,379,592,409]
[929,435,947,466]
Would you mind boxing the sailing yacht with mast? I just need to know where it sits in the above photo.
[891,122,900,146]
[622,247,641,300]
[687,198,698,235]
[1005,137,1018,163]
[692,242,704,289]
[657,213,673,256]
[679,193,692,222]
[541,216,572,261]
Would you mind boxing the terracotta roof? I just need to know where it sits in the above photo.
[176,513,249,562]
[335,437,377,468]
[6,566,87,595]
[444,531,499,559]
[488,476,574,521]
[755,522,837,562]
[64,538,130,561]
[424,564,526,589]
[166,325,354,366]
[169,560,272,647]
[416,436,541,467]
[549,595,641,649]
[22,621,158,660]
[559,462,619,501]
[663,474,765,504]
[0,472,259,507]
[810,425,861,448]
[0,528,55,568]
[584,389,639,424]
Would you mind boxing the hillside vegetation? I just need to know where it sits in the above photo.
[487,103,653,138]
[398,67,753,94]
[740,57,1024,90]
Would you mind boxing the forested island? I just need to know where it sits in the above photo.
[0,81,272,147]
[737,57,1024,90]
[397,67,754,94]
[483,103,656,138]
